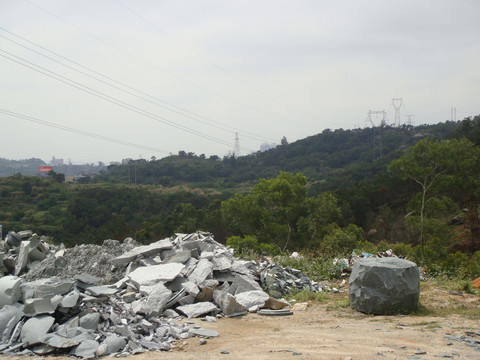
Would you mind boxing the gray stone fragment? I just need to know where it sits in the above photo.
[182,281,200,297]
[6,232,22,247]
[17,230,33,239]
[23,298,55,317]
[187,258,213,285]
[163,309,180,318]
[32,343,55,355]
[74,273,101,290]
[349,257,420,315]
[133,283,172,315]
[235,290,270,310]
[60,290,80,308]
[111,239,173,265]
[71,339,100,359]
[85,285,118,296]
[178,294,196,305]
[43,334,80,348]
[231,260,252,275]
[264,297,290,310]
[229,274,262,295]
[177,302,218,318]
[181,240,215,255]
[127,263,184,288]
[0,304,23,342]
[212,255,232,271]
[79,312,101,330]
[0,276,22,308]
[20,315,55,346]
[200,251,214,260]
[33,277,75,298]
[162,250,192,264]
[213,289,247,317]
[14,241,31,276]
[189,327,219,338]
[101,334,126,355]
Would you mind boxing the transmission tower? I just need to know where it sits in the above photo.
[365,110,387,160]
[392,98,403,127]
[405,114,414,126]
[233,132,240,158]
[451,106,457,121]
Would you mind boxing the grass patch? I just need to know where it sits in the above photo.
[289,289,328,303]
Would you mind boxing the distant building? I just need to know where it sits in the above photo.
[50,156,64,165]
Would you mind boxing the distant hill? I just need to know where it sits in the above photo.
[97,121,460,194]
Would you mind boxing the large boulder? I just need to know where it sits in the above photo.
[348,257,420,314]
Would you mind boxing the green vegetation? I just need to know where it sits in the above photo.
[2,117,480,279]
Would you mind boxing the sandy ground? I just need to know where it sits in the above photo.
[5,284,480,360]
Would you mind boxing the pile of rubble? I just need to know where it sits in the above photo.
[0,230,326,358]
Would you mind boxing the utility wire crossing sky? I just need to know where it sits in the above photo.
[1,0,479,164]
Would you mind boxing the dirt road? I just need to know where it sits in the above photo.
[5,284,480,360]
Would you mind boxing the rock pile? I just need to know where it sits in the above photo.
[1,231,327,358]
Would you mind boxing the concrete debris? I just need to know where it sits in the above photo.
[349,257,420,314]
[0,230,330,357]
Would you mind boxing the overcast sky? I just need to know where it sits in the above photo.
[1,0,479,164]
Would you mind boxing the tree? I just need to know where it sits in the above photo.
[222,172,306,251]
[388,138,474,262]
[281,136,288,145]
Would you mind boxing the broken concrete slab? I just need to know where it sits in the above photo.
[0,276,22,308]
[127,263,184,288]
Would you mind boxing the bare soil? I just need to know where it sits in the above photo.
[6,283,480,360]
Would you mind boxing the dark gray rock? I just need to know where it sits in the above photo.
[349,257,420,314]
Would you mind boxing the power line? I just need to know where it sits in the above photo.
[23,0,310,129]
[0,48,256,153]
[0,26,276,144]
[114,0,320,125]
[0,108,170,155]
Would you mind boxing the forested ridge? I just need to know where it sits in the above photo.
[1,117,480,278]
